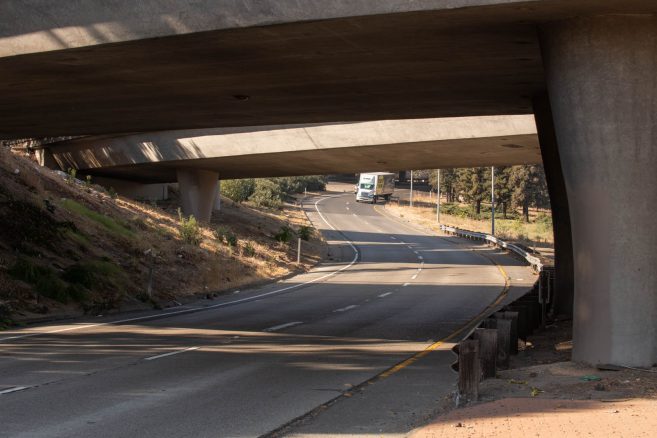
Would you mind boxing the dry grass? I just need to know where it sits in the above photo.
[0,148,324,321]
[385,203,554,246]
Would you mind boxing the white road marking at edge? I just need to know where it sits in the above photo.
[263,321,304,332]
[333,304,358,313]
[411,274,418,280]
[378,292,393,298]
[144,346,200,361]
[0,195,361,343]
[403,282,410,287]
[390,236,396,240]
[0,386,29,395]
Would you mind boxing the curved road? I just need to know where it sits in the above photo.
[0,192,534,438]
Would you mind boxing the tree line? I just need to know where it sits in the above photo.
[420,165,550,222]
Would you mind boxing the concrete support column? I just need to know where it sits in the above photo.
[541,15,657,367]
[176,169,219,223]
[35,148,59,169]
[533,93,574,318]
[214,180,221,211]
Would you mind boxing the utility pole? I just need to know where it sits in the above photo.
[436,169,441,224]
[410,170,414,207]
[491,166,495,235]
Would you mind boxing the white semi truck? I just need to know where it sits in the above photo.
[356,172,395,203]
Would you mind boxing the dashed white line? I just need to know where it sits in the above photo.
[1,196,360,344]
[263,321,304,332]
[333,305,358,313]
[403,282,410,287]
[346,207,350,210]
[378,292,393,298]
[233,290,240,294]
[0,386,29,395]
[411,274,418,280]
[144,346,200,361]
[418,256,424,260]
[390,236,397,240]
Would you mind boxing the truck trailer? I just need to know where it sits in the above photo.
[356,172,395,203]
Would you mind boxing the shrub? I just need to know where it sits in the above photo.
[274,225,294,243]
[222,179,255,203]
[249,179,284,209]
[214,225,237,247]
[298,225,313,241]
[66,168,77,185]
[225,232,237,247]
[242,241,256,257]
[9,257,86,303]
[108,186,118,199]
[177,208,202,245]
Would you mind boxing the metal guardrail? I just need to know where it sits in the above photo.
[440,224,544,272]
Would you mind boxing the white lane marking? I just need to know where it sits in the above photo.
[233,290,240,294]
[390,236,397,240]
[413,250,419,254]
[1,196,360,343]
[411,274,418,280]
[0,386,29,395]
[403,282,410,287]
[516,278,524,281]
[333,304,358,313]
[144,346,200,361]
[346,207,350,210]
[418,256,424,260]
[263,321,304,332]
[378,292,393,298]
[352,213,357,216]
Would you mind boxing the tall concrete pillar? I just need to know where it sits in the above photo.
[541,15,657,367]
[533,94,574,318]
[176,169,219,223]
[214,180,221,211]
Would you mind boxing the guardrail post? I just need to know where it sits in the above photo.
[296,237,301,264]
[496,311,519,354]
[455,340,480,402]
[474,328,497,379]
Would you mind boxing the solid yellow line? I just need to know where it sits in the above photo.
[371,204,512,380]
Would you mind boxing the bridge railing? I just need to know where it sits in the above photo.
[439,224,544,272]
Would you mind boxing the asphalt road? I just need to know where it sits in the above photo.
[0,192,535,438]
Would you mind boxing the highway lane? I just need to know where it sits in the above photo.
[0,192,535,437]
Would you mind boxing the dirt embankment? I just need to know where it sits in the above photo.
[0,148,324,326]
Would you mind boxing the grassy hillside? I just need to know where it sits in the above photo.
[0,148,324,326]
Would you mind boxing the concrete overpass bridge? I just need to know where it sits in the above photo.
[40,114,539,221]
[2,0,656,368]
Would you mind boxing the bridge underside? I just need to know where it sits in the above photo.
[3,1,657,368]
[1,0,655,139]
[45,116,539,181]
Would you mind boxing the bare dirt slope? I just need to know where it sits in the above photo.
[0,148,324,326]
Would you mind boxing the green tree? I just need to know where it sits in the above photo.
[494,166,513,219]
[249,179,284,209]
[458,167,489,215]
[508,165,549,222]
[221,178,255,203]
[429,169,458,202]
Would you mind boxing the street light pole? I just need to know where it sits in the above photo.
[410,170,414,207]
[491,166,495,235]
[436,169,441,224]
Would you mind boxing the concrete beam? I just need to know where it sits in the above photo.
[45,116,540,182]
[542,14,657,367]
